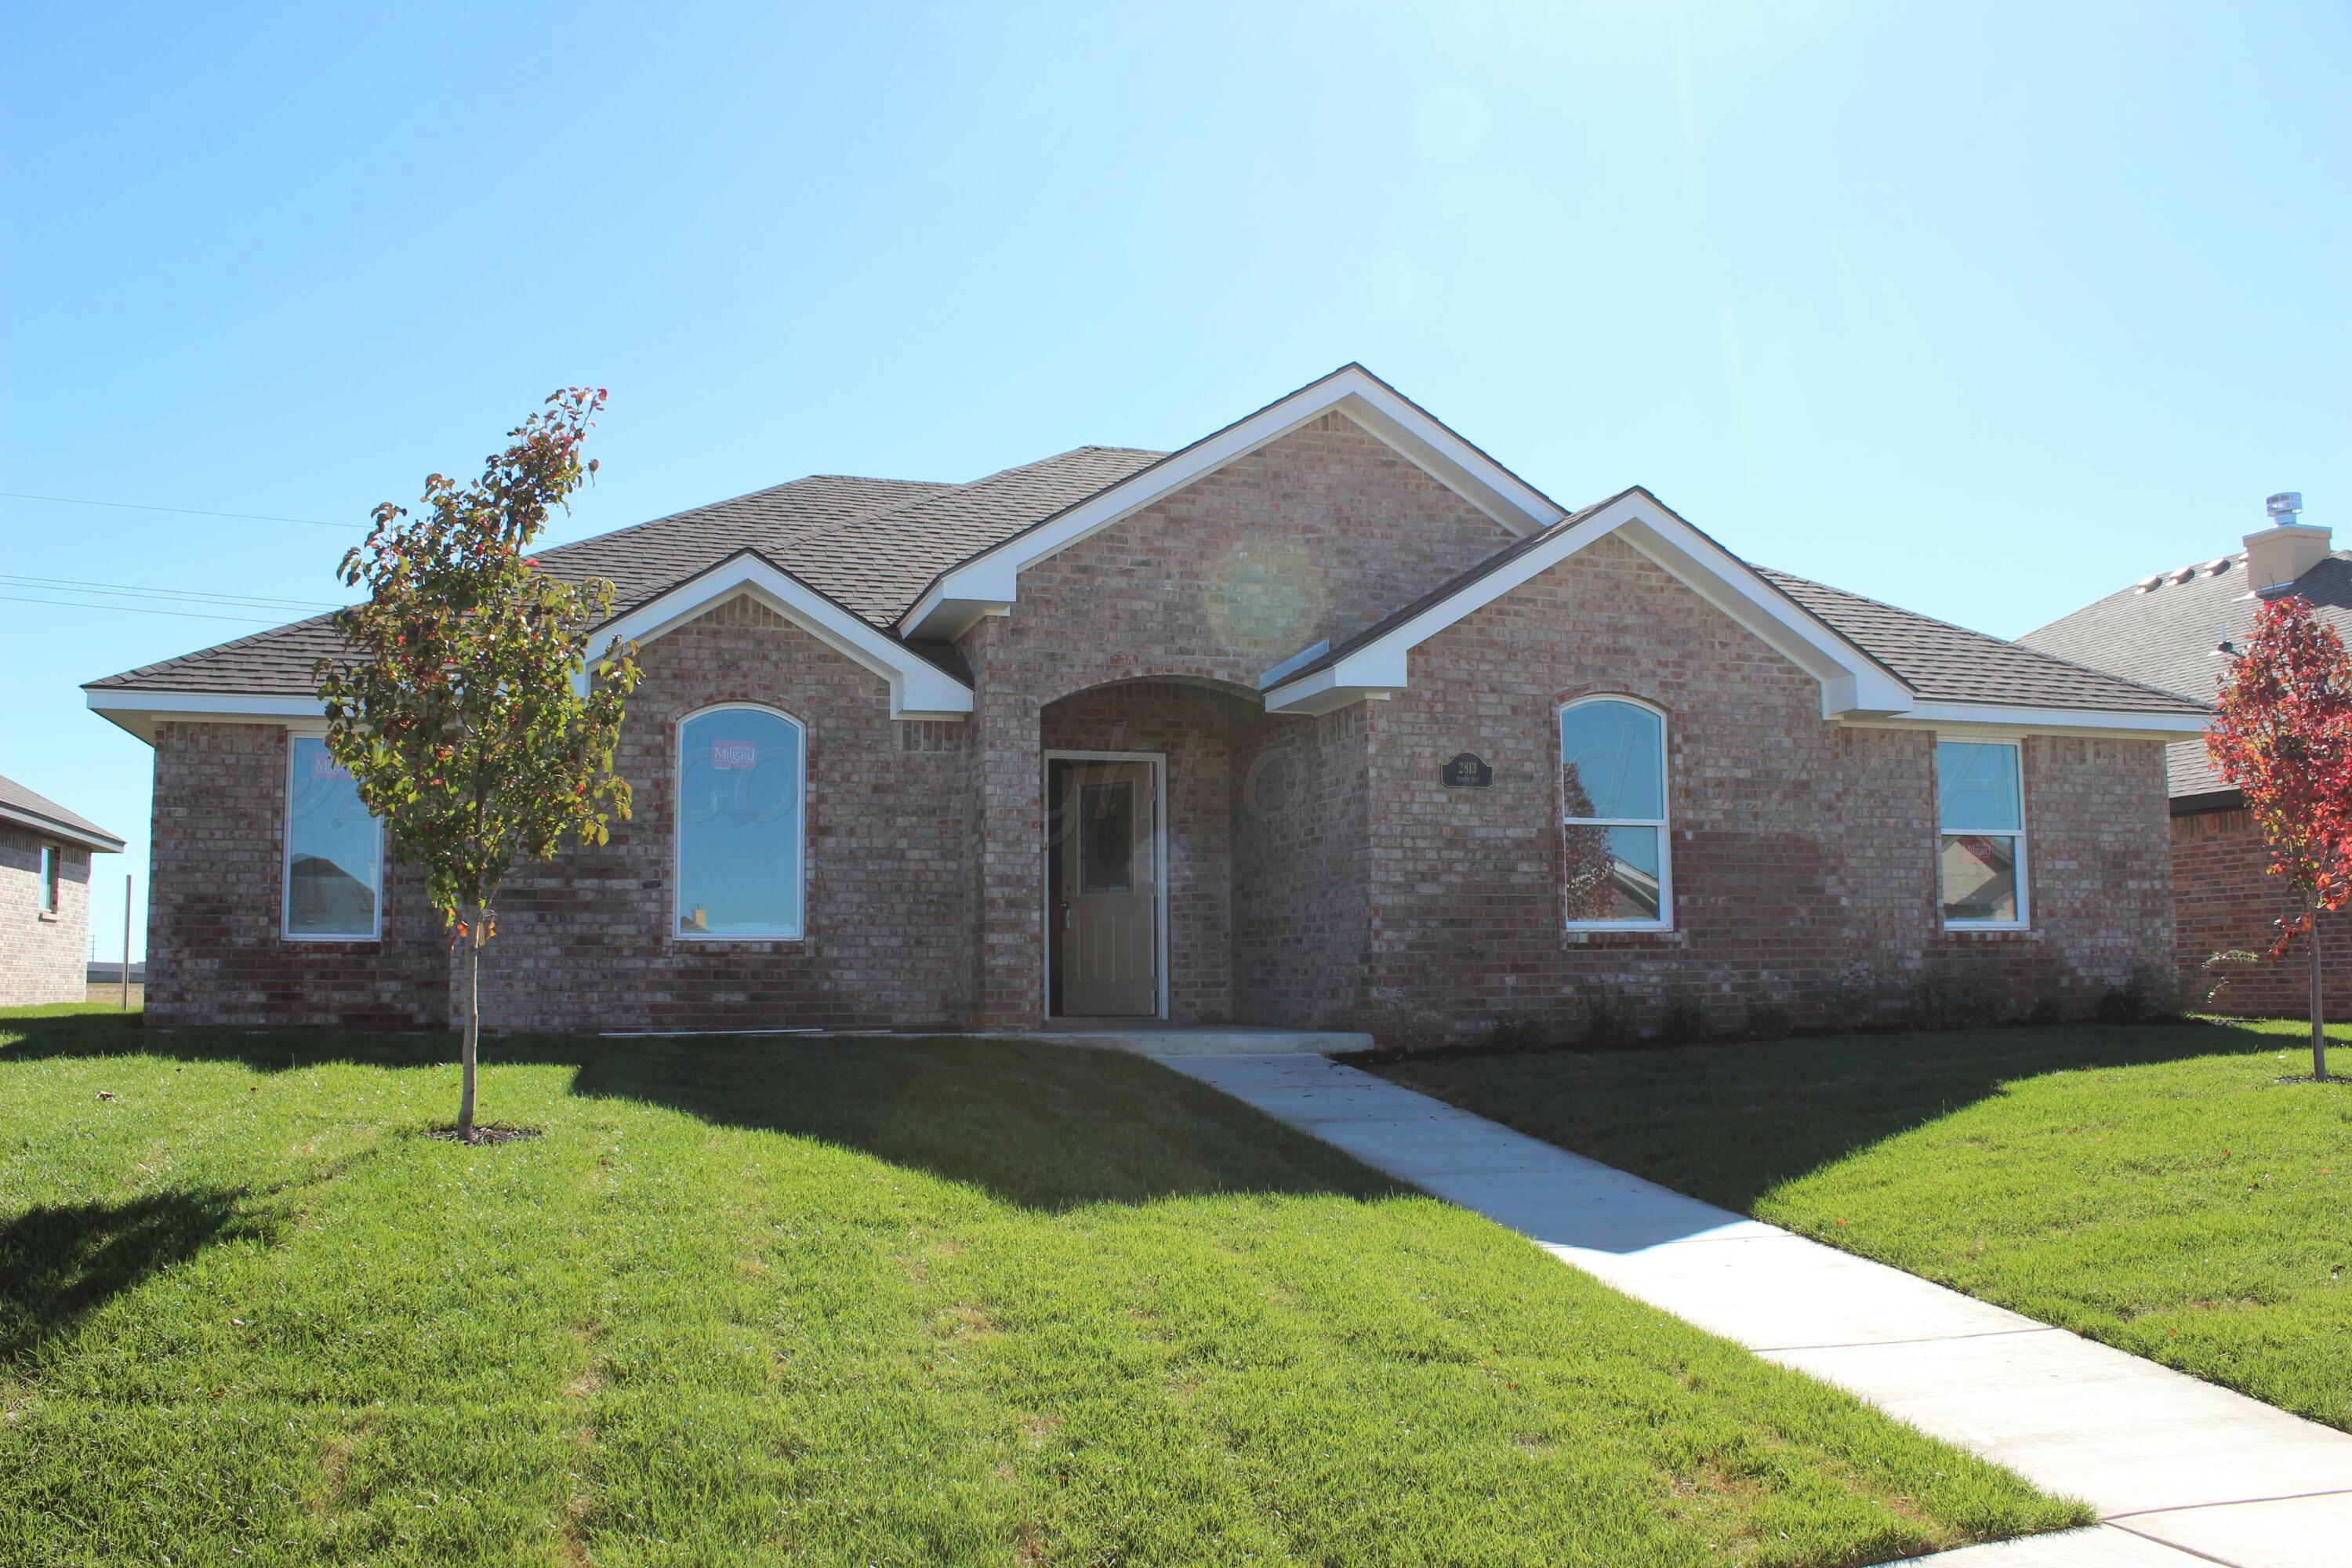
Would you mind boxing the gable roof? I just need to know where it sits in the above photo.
[0,772,124,852]
[1260,488,2201,733]
[2020,547,2352,797]
[85,366,2208,745]
[897,363,1571,639]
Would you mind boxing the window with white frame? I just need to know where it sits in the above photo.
[1561,696,1671,928]
[1937,739,2027,927]
[676,705,805,940]
[284,735,383,938]
[38,845,59,913]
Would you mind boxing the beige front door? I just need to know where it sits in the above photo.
[1047,757,1160,1017]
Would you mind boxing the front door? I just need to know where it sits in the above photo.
[1047,757,1160,1017]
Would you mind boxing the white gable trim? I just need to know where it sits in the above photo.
[1261,490,1917,719]
[592,552,973,720]
[898,365,1570,641]
[85,688,328,744]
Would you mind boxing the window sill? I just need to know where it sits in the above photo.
[1942,925,2040,942]
[36,910,59,924]
[670,936,810,953]
[1564,927,1684,947]
[280,937,383,952]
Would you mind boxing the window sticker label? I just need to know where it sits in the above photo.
[712,739,757,771]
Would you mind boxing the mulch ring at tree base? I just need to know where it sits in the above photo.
[426,1123,545,1145]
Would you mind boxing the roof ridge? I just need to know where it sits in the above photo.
[779,445,1168,561]
[534,473,935,568]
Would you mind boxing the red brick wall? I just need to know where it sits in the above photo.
[476,593,976,1033]
[146,721,448,1028]
[1232,704,1372,1027]
[960,411,1516,1025]
[2172,806,2352,1016]
[1363,535,2176,1035]
[0,824,96,1007]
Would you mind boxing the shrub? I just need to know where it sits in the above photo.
[1482,1012,1548,1052]
[1744,999,1796,1040]
[1580,989,1636,1051]
[1657,990,1713,1045]
[2026,989,2066,1025]
[1819,960,1880,1031]
[2097,961,2183,1024]
[1360,958,1453,1053]
[1910,964,2009,1030]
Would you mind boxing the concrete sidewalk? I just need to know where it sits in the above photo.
[1161,1052,2352,1568]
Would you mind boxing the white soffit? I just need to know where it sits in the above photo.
[593,551,972,720]
[898,364,1571,641]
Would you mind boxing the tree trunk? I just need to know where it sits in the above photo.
[459,924,481,1140]
[2312,903,2330,1083]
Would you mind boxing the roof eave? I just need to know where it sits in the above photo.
[0,800,125,853]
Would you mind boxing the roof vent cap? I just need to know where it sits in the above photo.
[2269,492,2305,522]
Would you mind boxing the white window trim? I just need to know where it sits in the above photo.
[281,733,386,942]
[1561,695,1674,933]
[673,702,809,944]
[1937,736,2030,931]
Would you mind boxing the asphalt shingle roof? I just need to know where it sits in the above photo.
[0,772,123,850]
[2019,549,2352,798]
[83,437,2205,728]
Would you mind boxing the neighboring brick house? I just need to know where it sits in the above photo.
[2024,497,2343,1018]
[87,365,2204,1037]
[0,773,124,1006]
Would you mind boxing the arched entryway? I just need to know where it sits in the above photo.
[1040,677,1261,1022]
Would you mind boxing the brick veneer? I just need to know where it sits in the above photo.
[473,593,975,1033]
[1359,535,2176,1033]
[138,420,2181,1036]
[2172,806,2352,1016]
[958,411,1516,1025]
[0,824,93,1006]
[146,721,448,1028]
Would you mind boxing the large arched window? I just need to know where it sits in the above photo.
[1560,697,1671,930]
[676,704,806,940]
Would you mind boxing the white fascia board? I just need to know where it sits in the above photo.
[590,554,972,720]
[899,366,1570,640]
[1847,703,2209,742]
[84,687,327,743]
[1261,491,1907,717]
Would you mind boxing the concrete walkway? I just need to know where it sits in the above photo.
[1160,1052,2352,1568]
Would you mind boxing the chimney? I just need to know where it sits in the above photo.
[2243,492,2328,593]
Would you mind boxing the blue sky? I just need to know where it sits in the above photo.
[5,2,2347,962]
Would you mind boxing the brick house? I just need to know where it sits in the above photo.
[2024,496,2343,1017]
[88,366,2204,1036]
[0,773,124,1007]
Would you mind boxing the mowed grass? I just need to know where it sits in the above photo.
[1377,1020,2352,1431]
[0,1009,2081,1567]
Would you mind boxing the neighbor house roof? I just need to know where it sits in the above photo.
[0,773,125,853]
[83,365,2209,739]
[2020,550,2352,799]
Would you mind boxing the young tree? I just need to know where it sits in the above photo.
[316,388,643,1140]
[2206,593,2352,1081]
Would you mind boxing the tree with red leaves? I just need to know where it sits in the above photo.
[315,389,643,1140]
[2206,593,2352,1081]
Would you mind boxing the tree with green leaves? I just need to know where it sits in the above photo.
[316,388,643,1140]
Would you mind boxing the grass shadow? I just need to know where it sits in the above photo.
[0,1187,263,1365]
[1380,1018,2315,1212]
[0,1011,1401,1212]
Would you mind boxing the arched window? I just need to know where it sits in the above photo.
[676,704,806,940]
[1559,697,1671,930]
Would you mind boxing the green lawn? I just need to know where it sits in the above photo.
[0,1008,2080,1567]
[1375,1019,2352,1432]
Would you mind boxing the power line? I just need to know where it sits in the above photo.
[0,593,290,626]
[0,490,364,529]
[0,573,342,612]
